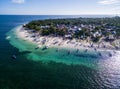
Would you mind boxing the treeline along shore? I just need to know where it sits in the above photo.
[16,17,120,56]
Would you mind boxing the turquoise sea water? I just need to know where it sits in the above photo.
[1,15,120,89]
[6,26,104,68]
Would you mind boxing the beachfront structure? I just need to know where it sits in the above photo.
[40,26,50,29]
[24,17,120,43]
[65,35,72,39]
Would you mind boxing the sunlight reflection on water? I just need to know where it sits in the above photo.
[98,51,120,88]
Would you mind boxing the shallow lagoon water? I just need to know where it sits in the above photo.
[6,26,105,68]
[1,15,120,89]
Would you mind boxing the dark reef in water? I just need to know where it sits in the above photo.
[19,51,32,55]
[1,15,120,89]
[74,53,98,58]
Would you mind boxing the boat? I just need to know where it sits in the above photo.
[56,49,58,52]
[35,47,39,50]
[98,52,102,56]
[84,49,88,52]
[12,55,16,59]
[94,48,97,51]
[42,46,48,50]
[108,53,112,57]
[67,51,70,55]
[76,49,79,53]
[6,36,11,39]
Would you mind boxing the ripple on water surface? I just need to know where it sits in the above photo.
[6,26,119,68]
[5,26,120,89]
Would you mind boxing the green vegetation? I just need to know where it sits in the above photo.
[24,16,120,42]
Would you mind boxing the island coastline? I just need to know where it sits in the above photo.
[15,25,119,56]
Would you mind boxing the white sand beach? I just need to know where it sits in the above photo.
[15,26,119,55]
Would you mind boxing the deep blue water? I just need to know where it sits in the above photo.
[0,15,120,89]
[0,15,78,60]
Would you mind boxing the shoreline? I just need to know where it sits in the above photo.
[15,25,120,55]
